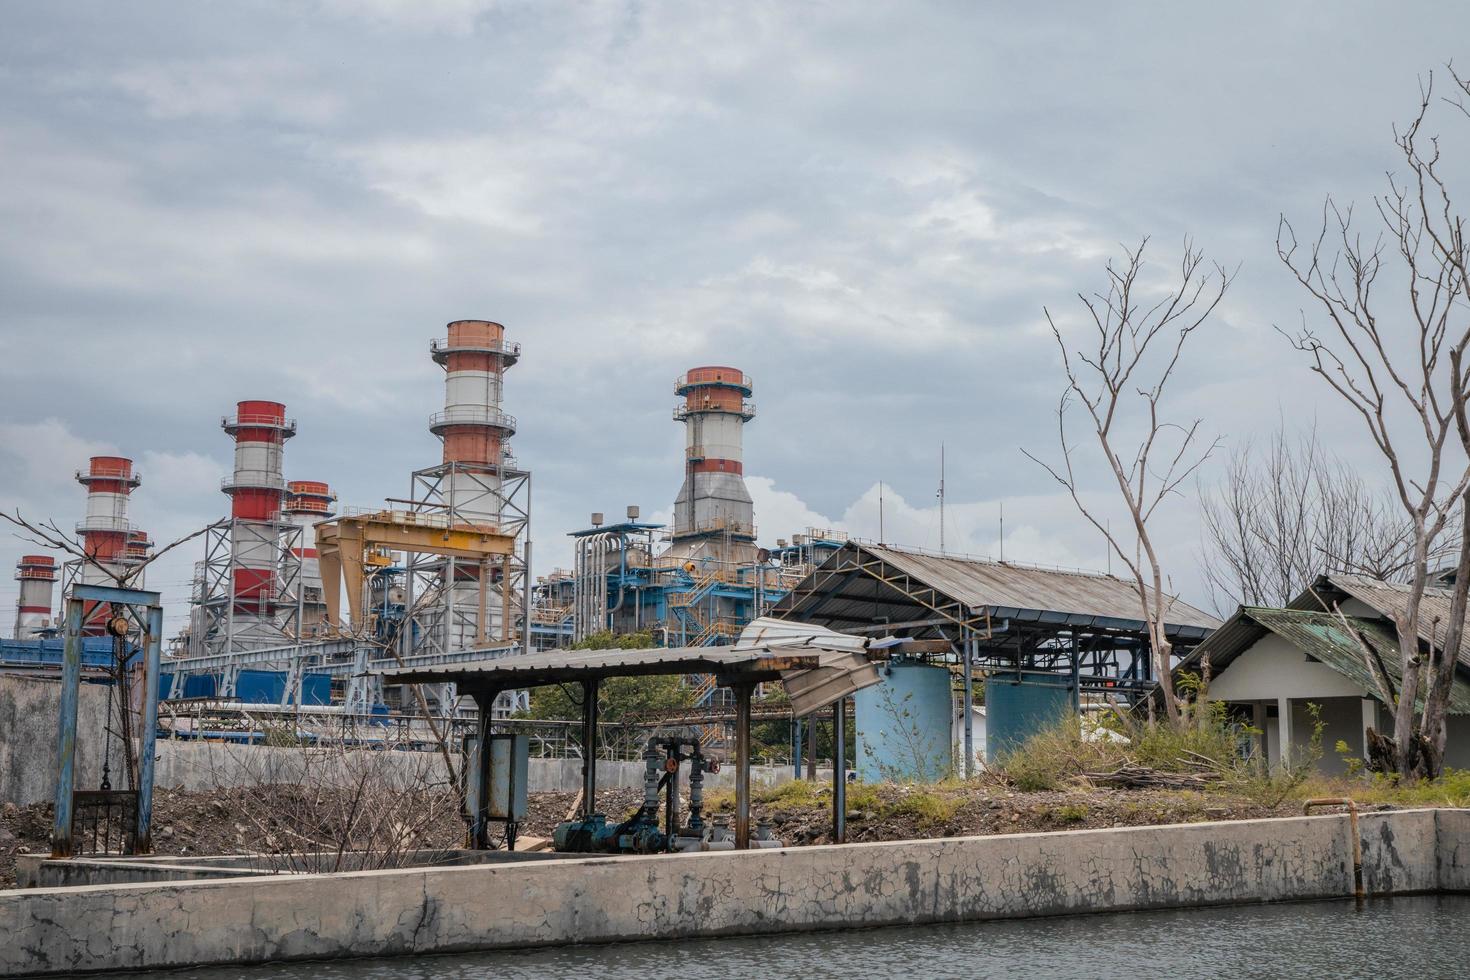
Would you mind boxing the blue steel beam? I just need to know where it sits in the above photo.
[135,604,163,853]
[50,597,85,857]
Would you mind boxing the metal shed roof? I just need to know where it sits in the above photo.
[774,541,1219,635]
[1292,573,1470,667]
[375,645,820,687]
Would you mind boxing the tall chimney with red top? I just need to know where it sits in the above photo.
[13,555,57,639]
[74,455,142,633]
[220,400,296,636]
[284,480,336,637]
[671,367,757,564]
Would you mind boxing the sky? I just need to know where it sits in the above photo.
[1,1,1467,635]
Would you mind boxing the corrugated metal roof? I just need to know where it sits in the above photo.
[851,543,1218,631]
[1293,574,1470,667]
[375,645,821,686]
[1182,606,1470,714]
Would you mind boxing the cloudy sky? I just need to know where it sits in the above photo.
[1,1,1465,634]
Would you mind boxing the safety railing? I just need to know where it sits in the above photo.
[428,407,518,432]
[429,337,522,359]
[673,401,756,421]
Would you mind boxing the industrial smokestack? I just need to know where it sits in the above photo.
[13,555,57,639]
[427,320,520,648]
[74,455,141,633]
[221,401,295,621]
[671,366,756,563]
[284,480,336,637]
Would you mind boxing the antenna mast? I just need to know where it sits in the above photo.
[999,501,1004,563]
[878,481,885,544]
[937,444,946,554]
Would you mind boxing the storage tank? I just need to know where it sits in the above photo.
[853,660,954,782]
[985,677,1074,761]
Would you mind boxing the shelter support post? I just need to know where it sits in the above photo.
[806,713,818,781]
[961,632,975,779]
[472,691,493,848]
[735,682,752,849]
[51,597,85,857]
[793,718,803,779]
[832,697,847,844]
[581,678,599,820]
[135,603,163,853]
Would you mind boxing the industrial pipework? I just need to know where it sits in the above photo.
[13,555,58,639]
[671,367,757,565]
[549,734,773,855]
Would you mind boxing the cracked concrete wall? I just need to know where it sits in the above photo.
[1,809,1458,976]
[149,741,800,794]
[0,674,127,807]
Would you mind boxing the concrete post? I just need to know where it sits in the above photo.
[1278,696,1293,770]
[51,597,85,857]
[1360,698,1377,759]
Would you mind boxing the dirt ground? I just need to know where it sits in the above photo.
[0,781,1397,889]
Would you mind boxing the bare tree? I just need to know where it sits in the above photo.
[1199,421,1460,612]
[1024,238,1232,726]
[1277,68,1470,777]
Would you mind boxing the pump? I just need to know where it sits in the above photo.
[551,732,752,854]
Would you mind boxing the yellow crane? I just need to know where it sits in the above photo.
[316,510,516,643]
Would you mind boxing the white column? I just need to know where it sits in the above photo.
[1278,696,1293,769]
[1361,698,1378,758]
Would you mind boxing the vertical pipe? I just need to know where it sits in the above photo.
[832,697,847,844]
[135,604,163,853]
[792,717,803,779]
[581,678,599,820]
[501,554,512,643]
[522,538,533,656]
[477,559,488,646]
[735,682,751,849]
[806,713,818,781]
[52,597,85,857]
[961,631,975,779]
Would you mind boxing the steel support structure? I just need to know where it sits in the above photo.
[53,583,162,858]
[402,461,530,720]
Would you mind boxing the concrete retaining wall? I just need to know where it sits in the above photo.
[0,674,127,807]
[3,808,1465,975]
[149,740,802,794]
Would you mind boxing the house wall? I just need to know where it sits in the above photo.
[1205,634,1369,702]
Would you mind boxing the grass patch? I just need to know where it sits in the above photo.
[883,788,962,828]
[1050,803,1089,823]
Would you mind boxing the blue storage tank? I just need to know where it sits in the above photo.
[853,660,954,782]
[985,677,1074,761]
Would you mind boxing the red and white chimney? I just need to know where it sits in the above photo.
[671,367,756,563]
[74,456,141,633]
[13,555,57,639]
[427,321,520,650]
[284,479,336,636]
[221,400,295,620]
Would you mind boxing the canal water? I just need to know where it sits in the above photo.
[151,895,1468,979]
